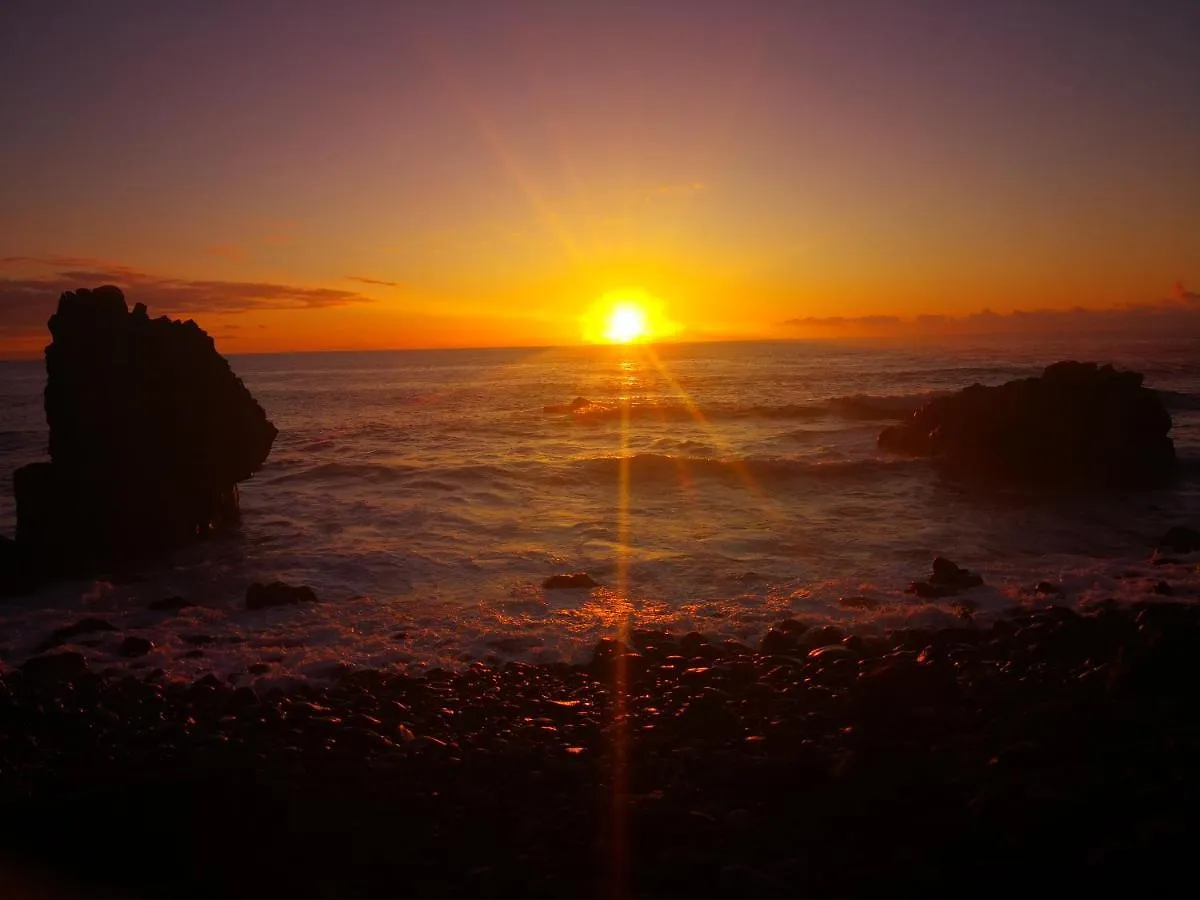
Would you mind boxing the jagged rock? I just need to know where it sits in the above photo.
[878,362,1174,487]
[246,581,319,610]
[10,286,276,578]
[542,572,600,589]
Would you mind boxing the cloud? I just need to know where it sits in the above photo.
[0,256,372,341]
[781,290,1200,338]
[346,275,399,287]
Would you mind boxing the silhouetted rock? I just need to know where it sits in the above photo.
[542,572,600,589]
[878,361,1175,487]
[245,581,319,610]
[1159,525,1200,554]
[10,286,276,578]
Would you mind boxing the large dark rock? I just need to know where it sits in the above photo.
[9,286,277,577]
[878,361,1174,487]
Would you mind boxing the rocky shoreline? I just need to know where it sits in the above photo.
[3,582,1200,898]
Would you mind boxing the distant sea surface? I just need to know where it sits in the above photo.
[2,338,1199,682]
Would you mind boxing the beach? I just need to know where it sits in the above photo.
[3,587,1199,898]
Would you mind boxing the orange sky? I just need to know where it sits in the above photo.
[1,3,1198,357]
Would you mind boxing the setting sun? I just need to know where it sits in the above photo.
[605,303,649,343]
[581,289,680,345]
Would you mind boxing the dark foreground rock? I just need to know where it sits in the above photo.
[2,602,1199,898]
[7,286,277,581]
[878,361,1175,487]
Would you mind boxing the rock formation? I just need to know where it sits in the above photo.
[7,286,276,582]
[878,361,1175,487]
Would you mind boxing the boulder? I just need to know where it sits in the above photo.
[10,286,276,578]
[878,361,1174,487]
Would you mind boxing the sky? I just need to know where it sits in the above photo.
[1,0,1198,355]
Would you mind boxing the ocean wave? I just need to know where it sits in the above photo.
[1157,389,1200,411]
[0,429,43,454]
[545,392,937,425]
[570,452,928,486]
[266,461,423,485]
[264,459,517,487]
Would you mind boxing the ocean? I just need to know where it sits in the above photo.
[2,337,1199,683]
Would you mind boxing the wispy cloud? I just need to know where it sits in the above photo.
[346,275,399,287]
[0,256,372,340]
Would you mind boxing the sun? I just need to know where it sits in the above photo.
[582,289,678,345]
[605,302,649,344]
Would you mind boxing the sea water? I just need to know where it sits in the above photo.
[1,337,1198,682]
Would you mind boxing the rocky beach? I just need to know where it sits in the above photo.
[2,562,1200,898]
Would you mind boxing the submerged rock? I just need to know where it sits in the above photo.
[246,581,319,610]
[542,572,600,590]
[907,556,984,598]
[878,361,1174,487]
[542,396,592,413]
[10,286,277,579]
